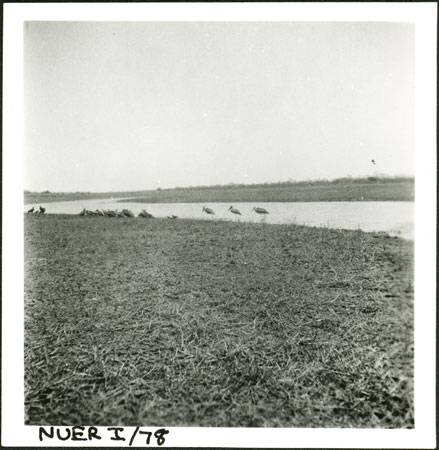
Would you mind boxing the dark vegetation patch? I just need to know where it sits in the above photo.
[24,215,413,427]
[24,176,414,204]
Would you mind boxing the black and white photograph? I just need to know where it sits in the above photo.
[2,2,436,448]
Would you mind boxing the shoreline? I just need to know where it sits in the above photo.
[22,212,414,241]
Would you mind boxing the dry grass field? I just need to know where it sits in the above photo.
[24,214,413,427]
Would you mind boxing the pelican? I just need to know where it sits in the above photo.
[79,208,86,216]
[228,206,241,216]
[202,206,215,216]
[139,209,153,218]
[39,206,46,214]
[252,207,269,215]
[27,207,35,213]
[121,209,134,217]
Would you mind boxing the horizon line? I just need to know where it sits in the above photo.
[24,173,414,195]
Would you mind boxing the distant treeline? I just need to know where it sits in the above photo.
[121,176,414,204]
[170,176,412,190]
[25,176,414,204]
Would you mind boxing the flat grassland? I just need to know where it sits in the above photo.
[24,177,414,205]
[24,215,413,427]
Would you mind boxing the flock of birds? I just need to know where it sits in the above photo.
[78,205,269,220]
[27,205,269,220]
[27,206,46,214]
[79,208,179,219]
[80,208,140,218]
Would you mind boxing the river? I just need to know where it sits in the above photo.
[24,200,414,240]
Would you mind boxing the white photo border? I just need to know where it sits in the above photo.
[2,2,436,448]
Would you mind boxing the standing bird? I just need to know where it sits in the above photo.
[252,207,269,215]
[202,206,215,216]
[27,207,35,213]
[228,206,242,216]
[39,206,46,214]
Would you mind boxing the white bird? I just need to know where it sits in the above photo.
[253,207,269,215]
[202,206,215,215]
[228,205,241,216]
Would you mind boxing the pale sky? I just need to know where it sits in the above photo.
[24,21,414,192]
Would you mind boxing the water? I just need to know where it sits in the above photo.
[25,200,414,240]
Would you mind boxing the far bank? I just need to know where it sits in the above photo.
[24,176,414,205]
